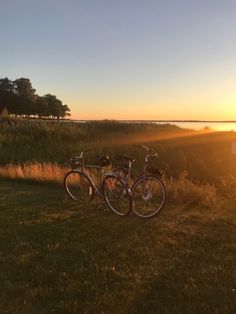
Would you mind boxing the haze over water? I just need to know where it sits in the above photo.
[159,122,236,131]
[74,119,236,131]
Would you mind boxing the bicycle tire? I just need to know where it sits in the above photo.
[64,170,94,203]
[132,175,166,218]
[102,174,132,216]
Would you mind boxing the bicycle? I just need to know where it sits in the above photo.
[114,145,167,218]
[64,149,132,216]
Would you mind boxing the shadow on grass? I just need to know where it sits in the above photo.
[0,178,235,313]
[128,219,236,314]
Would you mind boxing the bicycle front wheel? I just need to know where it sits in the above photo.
[102,174,132,216]
[132,176,166,218]
[64,170,94,203]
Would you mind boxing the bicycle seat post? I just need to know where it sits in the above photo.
[80,151,85,174]
[128,160,132,185]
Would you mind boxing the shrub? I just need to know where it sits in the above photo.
[163,171,217,208]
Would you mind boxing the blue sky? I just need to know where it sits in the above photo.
[1,0,235,119]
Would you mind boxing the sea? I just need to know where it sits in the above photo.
[155,122,236,131]
[74,120,236,132]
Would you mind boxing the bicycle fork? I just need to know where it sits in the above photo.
[142,156,150,199]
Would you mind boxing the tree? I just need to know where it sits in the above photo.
[61,104,71,118]
[43,94,70,119]
[13,78,36,98]
[13,78,37,116]
[0,78,14,93]
[0,77,71,118]
[35,96,48,117]
[0,78,15,112]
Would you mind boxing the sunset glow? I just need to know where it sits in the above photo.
[1,0,236,122]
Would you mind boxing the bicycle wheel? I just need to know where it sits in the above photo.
[64,170,94,203]
[102,174,132,216]
[132,176,166,218]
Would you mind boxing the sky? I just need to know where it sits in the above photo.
[0,0,236,120]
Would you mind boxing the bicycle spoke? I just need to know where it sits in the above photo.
[132,176,166,218]
[103,175,131,216]
[64,171,94,203]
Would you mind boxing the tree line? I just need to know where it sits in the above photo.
[0,77,70,119]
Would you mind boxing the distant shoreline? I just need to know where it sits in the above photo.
[2,116,236,124]
[73,119,236,123]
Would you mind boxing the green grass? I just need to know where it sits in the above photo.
[0,178,235,313]
[1,120,236,185]
[0,120,183,164]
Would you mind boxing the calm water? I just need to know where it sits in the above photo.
[157,122,236,131]
[74,120,236,131]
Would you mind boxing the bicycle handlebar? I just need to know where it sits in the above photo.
[64,149,92,166]
[79,148,92,158]
[133,144,158,158]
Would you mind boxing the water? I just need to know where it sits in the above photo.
[73,120,236,131]
[157,122,236,131]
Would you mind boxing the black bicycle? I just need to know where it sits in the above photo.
[64,150,132,216]
[114,145,167,218]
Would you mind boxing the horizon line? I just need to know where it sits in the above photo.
[71,119,236,123]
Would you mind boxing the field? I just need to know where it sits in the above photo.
[0,179,235,313]
[0,120,236,313]
[1,120,236,184]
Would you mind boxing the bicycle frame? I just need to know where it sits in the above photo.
[66,150,105,198]
[77,163,108,198]
[80,166,124,197]
[66,149,126,199]
[64,151,133,216]
[118,145,161,189]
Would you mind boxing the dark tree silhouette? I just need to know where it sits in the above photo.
[0,78,15,113]
[0,77,71,119]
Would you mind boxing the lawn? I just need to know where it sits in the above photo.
[0,179,235,313]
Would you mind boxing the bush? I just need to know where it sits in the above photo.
[163,171,217,208]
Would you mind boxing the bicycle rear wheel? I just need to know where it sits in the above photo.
[102,174,132,216]
[64,170,94,203]
[132,176,166,218]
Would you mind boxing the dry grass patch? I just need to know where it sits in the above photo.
[164,171,217,208]
[0,162,67,184]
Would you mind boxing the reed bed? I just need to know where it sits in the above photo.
[1,120,236,185]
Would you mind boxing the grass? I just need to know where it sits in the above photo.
[0,162,67,184]
[1,120,236,185]
[0,178,235,313]
[163,171,217,208]
[0,120,185,164]
[0,162,217,208]
[0,120,235,312]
